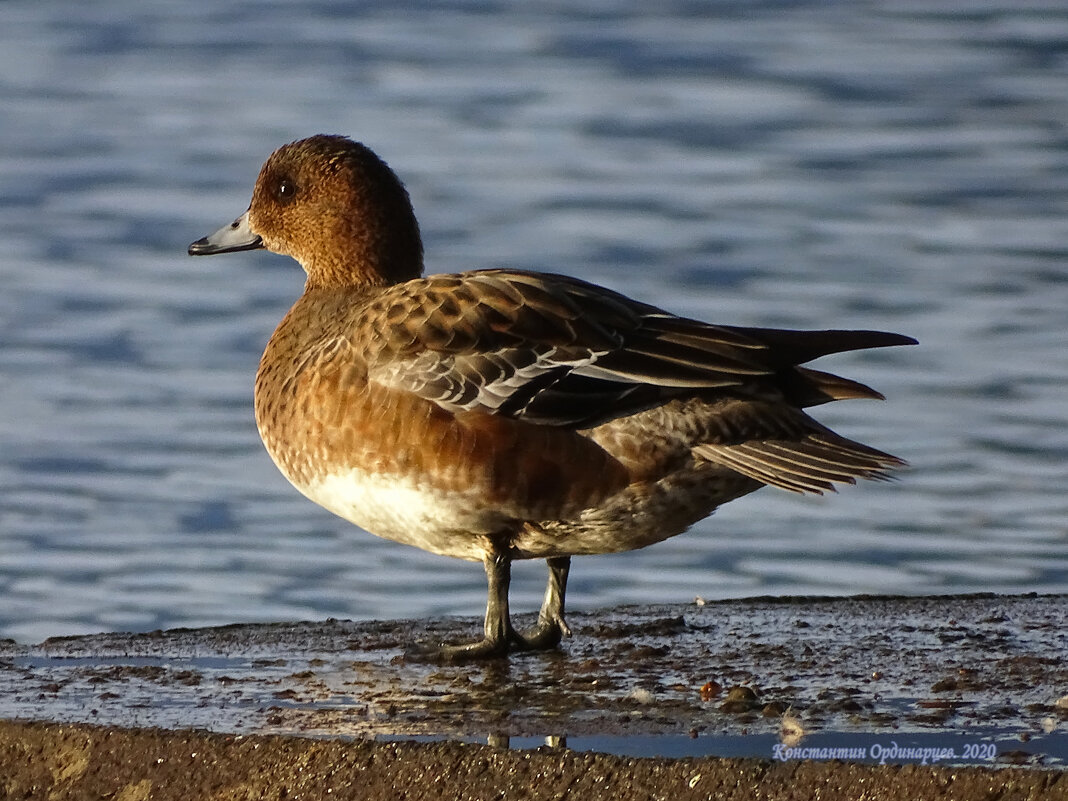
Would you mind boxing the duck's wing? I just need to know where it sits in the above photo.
[363,269,913,429]
[364,270,763,427]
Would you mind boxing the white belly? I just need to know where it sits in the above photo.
[298,469,511,561]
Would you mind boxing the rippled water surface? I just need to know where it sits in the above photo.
[1,1,1066,642]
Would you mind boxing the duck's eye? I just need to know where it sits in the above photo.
[276,178,297,203]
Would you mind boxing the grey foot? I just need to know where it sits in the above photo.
[403,554,573,664]
[404,620,569,664]
[518,613,572,651]
[404,636,511,664]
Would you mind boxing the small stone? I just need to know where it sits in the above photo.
[627,688,655,705]
[699,680,722,701]
[762,701,787,717]
[719,685,759,714]
[725,685,758,702]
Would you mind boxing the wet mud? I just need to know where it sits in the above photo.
[3,718,1068,801]
[2,594,1067,798]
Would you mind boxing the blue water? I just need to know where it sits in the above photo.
[385,732,1066,767]
[1,1,1066,643]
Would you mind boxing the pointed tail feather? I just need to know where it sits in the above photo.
[721,327,917,368]
[781,366,887,408]
[695,434,906,495]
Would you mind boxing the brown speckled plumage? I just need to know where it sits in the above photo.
[190,134,915,661]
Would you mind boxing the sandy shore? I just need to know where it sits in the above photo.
[2,594,1067,798]
[3,719,1068,801]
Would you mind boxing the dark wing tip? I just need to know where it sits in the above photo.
[881,333,919,347]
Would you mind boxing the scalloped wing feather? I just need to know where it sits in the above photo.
[361,270,909,429]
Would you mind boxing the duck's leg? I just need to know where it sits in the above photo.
[406,552,518,663]
[516,556,572,650]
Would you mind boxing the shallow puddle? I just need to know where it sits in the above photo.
[3,594,1066,768]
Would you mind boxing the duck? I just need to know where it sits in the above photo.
[189,134,915,662]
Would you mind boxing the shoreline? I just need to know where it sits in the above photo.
[3,593,1067,798]
[3,719,1067,801]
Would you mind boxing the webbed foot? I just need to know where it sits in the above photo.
[403,554,573,663]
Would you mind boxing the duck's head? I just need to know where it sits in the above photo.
[190,135,424,288]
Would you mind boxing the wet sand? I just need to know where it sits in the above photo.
[2,594,1067,798]
[3,718,1067,801]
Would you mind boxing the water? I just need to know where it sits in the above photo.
[1,0,1066,643]
[389,733,1066,767]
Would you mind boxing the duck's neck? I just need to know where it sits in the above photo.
[301,216,424,289]
[301,249,423,290]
